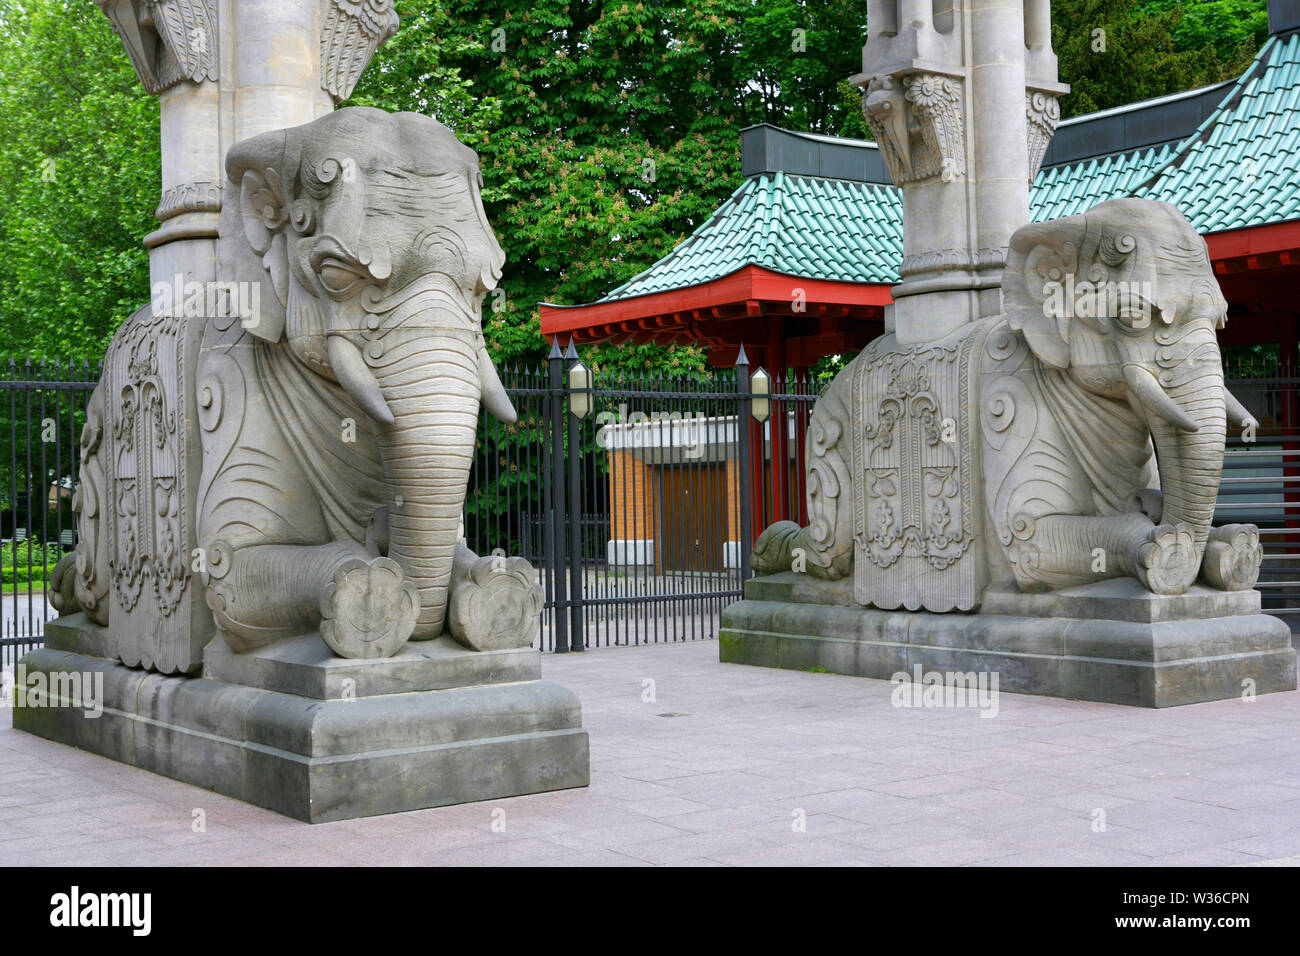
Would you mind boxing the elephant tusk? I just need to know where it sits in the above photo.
[1223,385,1257,428]
[477,342,517,424]
[327,335,395,426]
[1122,364,1200,433]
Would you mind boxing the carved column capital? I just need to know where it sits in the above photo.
[862,72,966,186]
[320,0,401,102]
[96,0,217,95]
[1026,90,1062,183]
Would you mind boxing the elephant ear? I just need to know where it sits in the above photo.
[1002,213,1088,369]
[217,129,299,343]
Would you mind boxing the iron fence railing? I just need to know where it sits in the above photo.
[511,342,768,650]
[2,351,1298,665]
[1216,375,1300,619]
[0,359,102,667]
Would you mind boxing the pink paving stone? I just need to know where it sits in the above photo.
[0,640,1297,866]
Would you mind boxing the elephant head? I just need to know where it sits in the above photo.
[218,106,515,639]
[1002,197,1252,575]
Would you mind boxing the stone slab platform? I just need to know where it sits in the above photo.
[14,616,589,822]
[203,632,540,699]
[720,574,1297,708]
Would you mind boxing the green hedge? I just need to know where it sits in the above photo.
[1,540,62,590]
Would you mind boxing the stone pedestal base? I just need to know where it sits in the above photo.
[720,574,1297,707]
[14,615,589,822]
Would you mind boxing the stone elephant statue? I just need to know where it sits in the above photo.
[753,198,1263,607]
[52,106,542,663]
[197,106,523,657]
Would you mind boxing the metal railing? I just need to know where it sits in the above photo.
[505,343,793,649]
[2,352,1297,665]
[1217,374,1300,619]
[0,359,102,666]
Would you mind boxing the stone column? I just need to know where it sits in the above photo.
[853,0,1067,344]
[970,0,1030,317]
[226,0,335,146]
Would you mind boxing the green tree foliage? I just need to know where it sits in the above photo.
[0,0,159,360]
[0,0,1275,368]
[1054,0,1267,117]
[1143,0,1271,61]
[350,0,869,372]
[731,0,867,137]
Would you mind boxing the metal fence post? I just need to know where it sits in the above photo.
[564,339,585,651]
[736,346,752,588]
[547,339,572,652]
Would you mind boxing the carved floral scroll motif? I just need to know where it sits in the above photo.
[863,72,966,185]
[1026,91,1061,183]
[851,323,991,612]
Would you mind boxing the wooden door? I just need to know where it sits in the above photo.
[659,463,726,572]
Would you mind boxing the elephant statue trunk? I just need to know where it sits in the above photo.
[1134,323,1227,561]
[368,327,482,638]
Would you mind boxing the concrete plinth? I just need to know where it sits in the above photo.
[720,574,1297,707]
[14,615,589,822]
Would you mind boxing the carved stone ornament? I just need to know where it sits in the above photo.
[321,0,401,101]
[1026,91,1061,182]
[899,247,1007,279]
[863,72,966,186]
[155,180,221,223]
[99,304,195,672]
[851,324,989,611]
[96,0,217,95]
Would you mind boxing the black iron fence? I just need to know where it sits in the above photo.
[2,347,1298,665]
[1216,350,1300,621]
[499,343,825,650]
[0,359,102,666]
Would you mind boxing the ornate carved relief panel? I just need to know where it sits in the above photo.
[101,304,206,673]
[851,322,992,611]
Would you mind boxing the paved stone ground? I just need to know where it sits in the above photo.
[1,640,1299,866]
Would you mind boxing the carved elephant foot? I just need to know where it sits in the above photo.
[1135,523,1199,595]
[319,557,419,659]
[751,521,802,574]
[48,552,80,617]
[751,521,847,579]
[444,544,544,651]
[1201,524,1263,591]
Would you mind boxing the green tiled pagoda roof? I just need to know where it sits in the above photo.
[591,33,1300,304]
[602,174,904,298]
[1030,145,1176,223]
[1137,32,1300,230]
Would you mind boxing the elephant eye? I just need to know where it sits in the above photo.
[316,257,366,296]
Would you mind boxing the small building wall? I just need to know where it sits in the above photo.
[607,447,746,571]
[607,449,658,566]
